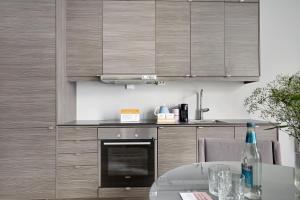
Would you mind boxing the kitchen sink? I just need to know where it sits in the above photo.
[189,119,226,124]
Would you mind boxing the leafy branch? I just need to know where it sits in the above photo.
[244,72,300,141]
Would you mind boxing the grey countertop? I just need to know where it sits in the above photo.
[58,119,276,127]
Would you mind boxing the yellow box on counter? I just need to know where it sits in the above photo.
[120,108,140,122]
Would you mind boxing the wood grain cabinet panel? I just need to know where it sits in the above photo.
[0,128,55,199]
[0,76,55,129]
[57,153,98,167]
[156,2,190,76]
[0,0,55,78]
[158,127,197,176]
[235,126,278,141]
[191,2,225,76]
[225,0,259,2]
[197,126,235,139]
[225,3,259,77]
[103,1,155,74]
[57,140,97,154]
[57,127,97,141]
[66,0,102,77]
[0,0,56,129]
[56,166,98,198]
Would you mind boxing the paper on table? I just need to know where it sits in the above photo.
[180,192,213,200]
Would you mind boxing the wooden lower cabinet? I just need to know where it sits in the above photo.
[197,126,235,139]
[56,166,98,199]
[56,127,98,199]
[0,128,55,199]
[235,126,278,141]
[158,127,197,176]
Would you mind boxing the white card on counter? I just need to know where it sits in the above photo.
[180,192,213,200]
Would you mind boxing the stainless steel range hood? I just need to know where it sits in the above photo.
[99,75,158,85]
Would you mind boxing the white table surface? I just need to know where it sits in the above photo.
[149,162,298,200]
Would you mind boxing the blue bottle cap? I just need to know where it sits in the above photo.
[247,122,256,128]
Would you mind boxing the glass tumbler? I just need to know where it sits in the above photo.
[218,172,245,200]
[208,164,231,196]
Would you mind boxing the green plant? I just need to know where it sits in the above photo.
[244,72,300,141]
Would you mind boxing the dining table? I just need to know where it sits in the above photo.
[149,161,298,200]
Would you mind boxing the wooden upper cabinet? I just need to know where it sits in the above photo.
[103,1,155,74]
[156,2,190,76]
[191,2,225,76]
[0,0,55,78]
[225,3,259,77]
[66,0,102,77]
[0,128,55,199]
[0,0,55,129]
[158,127,197,176]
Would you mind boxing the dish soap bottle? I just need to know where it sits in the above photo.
[241,122,262,199]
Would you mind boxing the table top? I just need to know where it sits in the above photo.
[150,162,298,200]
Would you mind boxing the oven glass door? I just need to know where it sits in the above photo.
[101,139,155,187]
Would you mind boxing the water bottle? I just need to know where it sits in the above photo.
[241,122,262,199]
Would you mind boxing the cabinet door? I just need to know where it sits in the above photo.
[196,126,235,139]
[0,0,55,78]
[235,126,278,141]
[191,2,225,76]
[103,1,155,74]
[158,127,196,176]
[156,2,190,76]
[225,3,259,77]
[0,128,55,199]
[0,0,55,129]
[66,0,102,77]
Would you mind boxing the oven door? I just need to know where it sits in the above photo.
[100,139,155,188]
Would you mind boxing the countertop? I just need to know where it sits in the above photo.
[58,119,276,127]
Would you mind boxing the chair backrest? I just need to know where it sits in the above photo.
[198,138,281,165]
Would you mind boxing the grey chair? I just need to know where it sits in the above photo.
[198,138,281,165]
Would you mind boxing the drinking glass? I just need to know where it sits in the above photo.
[208,164,231,196]
[218,172,245,200]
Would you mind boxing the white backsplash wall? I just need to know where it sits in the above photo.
[77,0,300,167]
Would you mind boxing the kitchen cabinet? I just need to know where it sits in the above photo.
[191,2,225,76]
[225,2,259,77]
[158,127,197,176]
[103,1,155,75]
[0,0,56,129]
[156,2,190,76]
[65,0,102,77]
[0,128,55,199]
[235,126,278,141]
[196,126,235,139]
[0,1,56,199]
[56,127,98,199]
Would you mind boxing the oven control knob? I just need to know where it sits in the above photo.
[117,134,121,138]
[134,134,139,138]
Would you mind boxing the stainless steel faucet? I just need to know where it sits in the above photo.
[196,89,210,120]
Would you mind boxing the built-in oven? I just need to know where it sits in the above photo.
[98,127,157,198]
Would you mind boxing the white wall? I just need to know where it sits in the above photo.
[77,0,300,166]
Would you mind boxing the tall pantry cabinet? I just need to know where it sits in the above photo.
[0,0,56,199]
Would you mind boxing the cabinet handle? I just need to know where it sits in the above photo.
[125,187,131,191]
[48,126,54,130]
[226,74,232,78]
[185,74,190,77]
[158,127,164,129]
[197,127,204,129]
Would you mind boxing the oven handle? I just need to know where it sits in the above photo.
[103,142,151,146]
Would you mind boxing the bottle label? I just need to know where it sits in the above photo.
[242,163,253,188]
